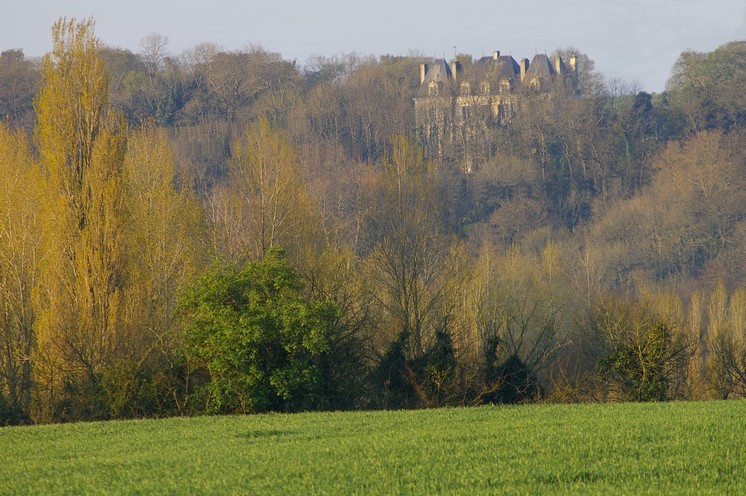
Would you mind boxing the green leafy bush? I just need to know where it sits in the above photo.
[179,249,341,413]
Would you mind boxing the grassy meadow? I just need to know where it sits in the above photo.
[0,400,744,494]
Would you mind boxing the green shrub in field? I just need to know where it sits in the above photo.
[371,329,461,409]
[179,248,345,413]
[484,347,541,404]
[592,299,692,401]
[370,331,417,409]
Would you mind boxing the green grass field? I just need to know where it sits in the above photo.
[0,400,744,494]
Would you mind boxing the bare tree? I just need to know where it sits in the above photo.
[140,32,169,81]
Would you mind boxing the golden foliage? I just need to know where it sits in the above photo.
[0,124,40,421]
[32,18,128,421]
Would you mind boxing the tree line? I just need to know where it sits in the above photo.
[1,19,746,424]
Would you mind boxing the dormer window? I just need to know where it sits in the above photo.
[428,81,439,97]
[481,81,490,95]
[460,82,471,95]
[500,80,511,93]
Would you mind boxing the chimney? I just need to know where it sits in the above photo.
[569,54,577,73]
[555,55,563,75]
[519,58,529,82]
[493,50,500,60]
[420,63,428,84]
[450,60,458,81]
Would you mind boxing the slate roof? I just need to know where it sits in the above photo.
[416,58,455,98]
[474,54,521,84]
[523,54,557,85]
[416,51,571,96]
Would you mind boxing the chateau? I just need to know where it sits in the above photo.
[414,51,578,171]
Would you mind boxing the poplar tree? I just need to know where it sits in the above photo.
[125,125,208,341]
[119,125,208,416]
[0,125,39,424]
[209,118,322,266]
[32,18,128,421]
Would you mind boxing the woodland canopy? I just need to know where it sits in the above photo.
[2,19,746,424]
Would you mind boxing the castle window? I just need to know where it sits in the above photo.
[481,81,490,95]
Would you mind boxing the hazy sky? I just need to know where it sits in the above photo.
[3,0,745,92]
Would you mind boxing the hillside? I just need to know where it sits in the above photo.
[1,20,746,424]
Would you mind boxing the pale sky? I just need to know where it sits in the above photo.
[2,0,745,92]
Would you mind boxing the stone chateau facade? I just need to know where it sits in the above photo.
[414,50,578,171]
